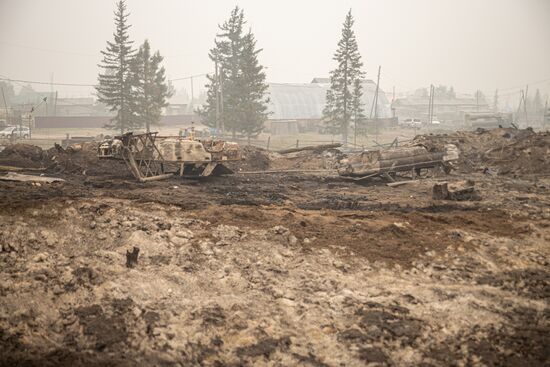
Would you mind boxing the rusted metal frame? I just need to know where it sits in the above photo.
[133,133,165,178]
[120,146,142,180]
[146,133,166,177]
[136,135,155,177]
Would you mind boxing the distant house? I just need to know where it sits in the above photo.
[267,78,390,121]
[392,96,490,123]
[268,120,300,135]
[55,98,98,116]
[165,103,189,115]
[310,78,330,84]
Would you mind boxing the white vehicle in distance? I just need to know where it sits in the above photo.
[0,126,31,139]
[401,118,422,127]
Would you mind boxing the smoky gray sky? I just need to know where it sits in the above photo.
[1,0,549,101]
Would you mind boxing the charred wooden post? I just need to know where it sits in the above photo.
[126,247,140,268]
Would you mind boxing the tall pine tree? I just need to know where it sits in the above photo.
[130,39,173,132]
[351,78,366,143]
[238,31,269,140]
[198,7,269,140]
[323,10,365,144]
[96,0,136,134]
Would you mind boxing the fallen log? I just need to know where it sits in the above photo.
[0,172,65,183]
[238,169,335,175]
[278,143,342,154]
[0,165,46,172]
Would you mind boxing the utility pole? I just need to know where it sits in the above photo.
[50,72,54,116]
[54,91,58,116]
[190,76,194,111]
[391,86,396,118]
[370,65,381,119]
[214,59,220,131]
[1,87,9,125]
[427,84,433,124]
[219,66,224,135]
[516,90,524,125]
[523,85,529,123]
[372,66,381,140]
[431,85,436,124]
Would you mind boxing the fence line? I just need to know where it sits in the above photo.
[223,135,414,152]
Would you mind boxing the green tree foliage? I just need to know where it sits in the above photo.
[96,0,136,133]
[198,7,269,140]
[130,40,173,132]
[323,10,365,144]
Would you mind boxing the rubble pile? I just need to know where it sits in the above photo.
[46,142,126,176]
[413,127,549,175]
[0,144,46,168]
[0,142,127,177]
[269,148,343,171]
[483,131,550,175]
[226,145,271,172]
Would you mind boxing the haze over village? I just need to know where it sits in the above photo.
[0,1,549,366]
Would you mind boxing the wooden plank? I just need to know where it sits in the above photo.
[278,143,342,154]
[0,172,64,183]
[0,165,46,172]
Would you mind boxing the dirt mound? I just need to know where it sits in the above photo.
[0,144,46,168]
[226,145,271,172]
[483,131,550,175]
[0,142,128,177]
[46,142,128,176]
[269,148,343,171]
[414,128,549,175]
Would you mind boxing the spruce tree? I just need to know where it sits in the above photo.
[351,78,366,142]
[238,31,270,140]
[493,89,499,112]
[130,40,172,132]
[323,10,365,144]
[198,7,269,140]
[96,0,136,134]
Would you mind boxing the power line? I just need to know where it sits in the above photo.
[0,77,95,87]
[0,73,210,88]
[169,73,208,81]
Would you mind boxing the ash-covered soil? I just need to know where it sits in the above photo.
[0,128,549,366]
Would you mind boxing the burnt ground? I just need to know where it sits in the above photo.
[0,146,549,366]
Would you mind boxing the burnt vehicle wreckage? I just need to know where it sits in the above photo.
[337,144,459,182]
[97,131,459,183]
[98,132,242,182]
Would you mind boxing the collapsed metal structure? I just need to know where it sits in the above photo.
[98,132,241,182]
